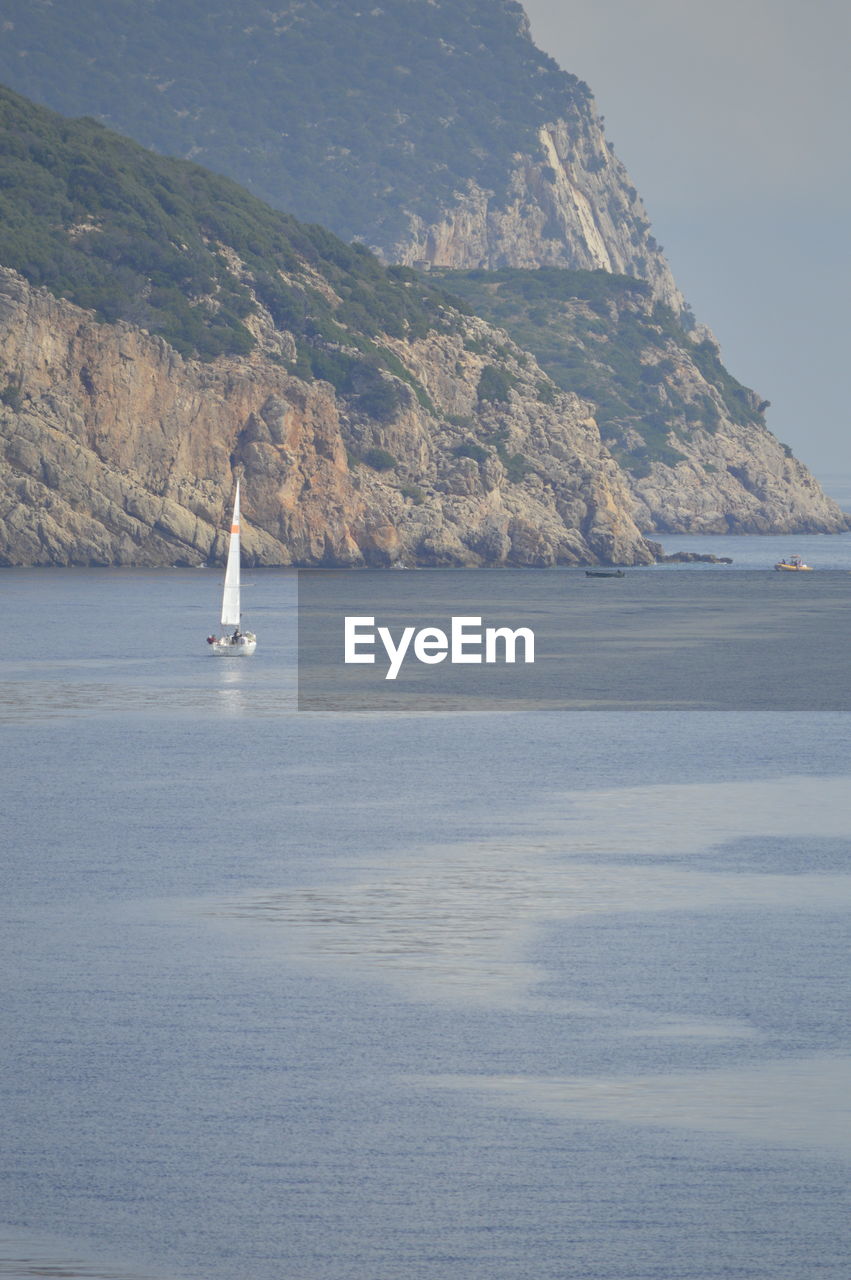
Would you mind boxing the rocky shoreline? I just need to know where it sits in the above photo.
[0,269,652,568]
[1,263,846,568]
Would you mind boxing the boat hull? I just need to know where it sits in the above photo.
[774,563,812,571]
[208,633,257,655]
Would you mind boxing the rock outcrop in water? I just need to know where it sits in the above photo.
[0,268,652,567]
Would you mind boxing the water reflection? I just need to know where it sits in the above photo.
[548,776,851,859]
[213,776,851,1009]
[220,856,851,1006]
[0,1232,169,1280]
[214,663,249,717]
[425,1052,851,1154]
[0,672,295,722]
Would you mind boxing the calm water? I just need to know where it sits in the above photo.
[2,564,851,1280]
[645,527,851,569]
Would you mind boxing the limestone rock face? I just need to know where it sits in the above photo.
[628,423,848,536]
[618,336,849,536]
[0,268,653,567]
[429,269,849,537]
[394,114,684,314]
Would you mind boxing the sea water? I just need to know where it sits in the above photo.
[2,560,851,1280]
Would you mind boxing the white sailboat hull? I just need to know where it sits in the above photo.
[208,632,257,656]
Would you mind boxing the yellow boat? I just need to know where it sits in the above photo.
[775,555,812,571]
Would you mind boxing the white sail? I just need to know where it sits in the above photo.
[220,481,242,627]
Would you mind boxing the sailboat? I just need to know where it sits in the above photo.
[206,480,257,654]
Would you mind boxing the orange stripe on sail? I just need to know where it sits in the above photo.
[231,523,239,534]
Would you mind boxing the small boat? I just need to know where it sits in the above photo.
[206,480,257,654]
[585,569,625,578]
[774,555,812,571]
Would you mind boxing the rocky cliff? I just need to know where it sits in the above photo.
[437,268,849,536]
[396,115,685,315]
[624,383,846,537]
[0,268,652,567]
[0,0,683,310]
[0,11,844,555]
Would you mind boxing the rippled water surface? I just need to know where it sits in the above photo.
[2,568,851,1280]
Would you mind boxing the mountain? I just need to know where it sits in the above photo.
[0,0,682,306]
[0,0,844,541]
[0,86,650,567]
[432,269,847,534]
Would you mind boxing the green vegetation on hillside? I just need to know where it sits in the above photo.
[0,85,460,381]
[0,0,589,245]
[435,267,766,477]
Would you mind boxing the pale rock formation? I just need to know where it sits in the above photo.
[621,344,849,535]
[393,111,684,314]
[629,426,848,536]
[0,268,653,567]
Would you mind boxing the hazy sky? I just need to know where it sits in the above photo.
[522,0,850,479]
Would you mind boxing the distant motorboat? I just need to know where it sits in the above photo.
[585,569,625,578]
[774,555,812,571]
[206,480,257,654]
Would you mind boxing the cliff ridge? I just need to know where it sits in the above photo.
[0,268,652,567]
